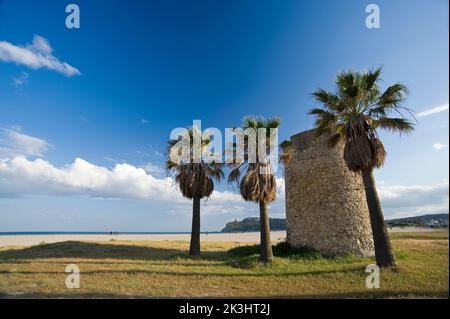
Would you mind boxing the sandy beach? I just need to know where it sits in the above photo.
[0,231,287,248]
[0,227,445,248]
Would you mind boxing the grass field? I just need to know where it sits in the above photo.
[0,231,448,298]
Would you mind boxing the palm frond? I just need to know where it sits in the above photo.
[336,70,359,99]
[361,67,382,91]
[377,83,409,109]
[311,89,342,112]
[308,108,339,135]
[373,117,414,133]
[228,167,242,184]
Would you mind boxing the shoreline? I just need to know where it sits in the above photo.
[0,227,446,248]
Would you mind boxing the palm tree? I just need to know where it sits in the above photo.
[308,67,414,267]
[166,128,224,256]
[228,116,289,262]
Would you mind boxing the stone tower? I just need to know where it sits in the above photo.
[284,129,374,257]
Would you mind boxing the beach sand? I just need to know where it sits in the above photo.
[0,231,287,247]
[0,227,444,248]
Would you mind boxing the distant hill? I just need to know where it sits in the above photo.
[221,214,449,233]
[385,214,448,227]
[221,217,286,233]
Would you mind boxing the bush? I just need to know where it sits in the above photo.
[272,242,323,260]
[228,242,323,260]
[228,244,260,257]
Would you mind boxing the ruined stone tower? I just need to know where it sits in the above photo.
[285,129,374,257]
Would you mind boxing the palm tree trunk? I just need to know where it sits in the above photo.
[362,169,397,267]
[259,201,273,262]
[189,196,201,256]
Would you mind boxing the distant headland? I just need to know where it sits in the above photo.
[221,214,448,233]
[221,217,286,233]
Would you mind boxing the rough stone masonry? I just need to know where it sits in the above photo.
[285,129,375,257]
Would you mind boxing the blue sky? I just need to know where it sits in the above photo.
[0,0,448,232]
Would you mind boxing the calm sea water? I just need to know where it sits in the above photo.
[0,231,219,236]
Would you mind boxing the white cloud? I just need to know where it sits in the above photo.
[433,143,449,151]
[141,119,149,124]
[0,156,253,210]
[0,127,51,158]
[0,35,80,77]
[12,71,29,87]
[416,103,449,118]
[377,181,449,219]
[142,162,165,177]
[0,157,181,200]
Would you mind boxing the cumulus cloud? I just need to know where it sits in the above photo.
[377,181,449,219]
[433,143,449,151]
[0,157,181,200]
[0,35,80,77]
[0,127,51,158]
[0,156,251,210]
[416,103,449,118]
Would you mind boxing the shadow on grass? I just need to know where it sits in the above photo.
[0,241,186,261]
[0,241,237,264]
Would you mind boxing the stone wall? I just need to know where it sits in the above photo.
[285,129,374,257]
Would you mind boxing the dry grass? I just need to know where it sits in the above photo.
[0,231,448,299]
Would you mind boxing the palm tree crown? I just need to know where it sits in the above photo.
[227,116,282,203]
[309,67,414,172]
[166,128,224,199]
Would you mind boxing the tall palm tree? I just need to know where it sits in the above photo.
[166,128,224,256]
[309,67,414,267]
[228,116,288,262]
